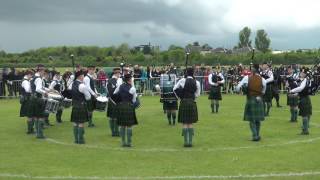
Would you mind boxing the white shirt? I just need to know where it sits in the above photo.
[21,77,31,93]
[49,76,61,90]
[173,76,201,98]
[77,80,91,101]
[84,74,97,96]
[290,78,307,94]
[261,69,274,84]
[67,74,74,90]
[208,72,225,86]
[113,83,137,103]
[34,73,49,94]
[236,75,267,94]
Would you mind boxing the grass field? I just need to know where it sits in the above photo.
[1,94,320,180]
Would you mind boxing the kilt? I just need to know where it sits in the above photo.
[163,100,178,110]
[298,96,312,117]
[208,86,222,100]
[287,95,299,106]
[30,96,46,118]
[178,99,198,124]
[243,96,265,122]
[86,98,96,112]
[71,101,89,123]
[20,96,32,117]
[263,84,273,102]
[116,102,138,126]
[107,101,117,118]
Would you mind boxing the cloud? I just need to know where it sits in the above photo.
[0,0,320,52]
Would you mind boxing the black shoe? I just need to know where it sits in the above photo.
[88,123,95,127]
[36,136,46,139]
[300,131,309,135]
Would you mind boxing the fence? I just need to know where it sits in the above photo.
[2,75,320,98]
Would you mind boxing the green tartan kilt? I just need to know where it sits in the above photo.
[208,86,222,100]
[298,96,312,117]
[107,101,117,118]
[71,101,89,123]
[30,96,46,118]
[20,96,32,117]
[116,102,138,126]
[86,98,96,112]
[287,95,299,106]
[163,100,178,110]
[263,84,273,102]
[243,96,265,122]
[178,99,198,124]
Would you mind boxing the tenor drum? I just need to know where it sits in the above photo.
[45,99,60,114]
[95,96,108,112]
[48,92,63,100]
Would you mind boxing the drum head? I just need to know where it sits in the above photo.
[48,92,62,100]
[96,96,108,103]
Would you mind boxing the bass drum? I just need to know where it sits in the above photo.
[160,74,177,101]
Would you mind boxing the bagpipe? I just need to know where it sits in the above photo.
[173,50,190,100]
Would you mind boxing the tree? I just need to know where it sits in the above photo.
[237,27,252,48]
[255,29,271,53]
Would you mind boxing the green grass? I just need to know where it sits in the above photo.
[1,95,320,180]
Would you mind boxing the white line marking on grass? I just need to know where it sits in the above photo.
[1,171,320,179]
[45,136,320,152]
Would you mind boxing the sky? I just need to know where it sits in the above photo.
[0,0,320,53]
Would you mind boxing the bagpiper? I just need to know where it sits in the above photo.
[286,65,299,122]
[236,64,266,141]
[173,68,201,147]
[83,66,98,127]
[106,68,122,137]
[30,65,50,139]
[289,68,312,135]
[20,70,34,134]
[114,73,138,147]
[260,62,274,116]
[71,70,92,144]
[208,66,225,113]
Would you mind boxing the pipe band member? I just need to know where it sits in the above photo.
[208,66,225,113]
[289,68,312,135]
[20,70,34,134]
[30,64,50,139]
[114,73,138,147]
[106,67,122,137]
[84,65,98,127]
[71,70,92,144]
[173,67,201,147]
[260,62,274,116]
[236,64,266,141]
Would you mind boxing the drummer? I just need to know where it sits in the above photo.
[20,70,34,134]
[49,72,64,123]
[71,70,92,144]
[43,69,53,127]
[161,70,178,125]
[106,68,122,137]
[84,65,98,127]
[114,73,138,147]
[30,65,50,139]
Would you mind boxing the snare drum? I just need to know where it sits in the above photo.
[95,96,108,112]
[45,98,60,114]
[62,98,72,108]
[48,92,63,100]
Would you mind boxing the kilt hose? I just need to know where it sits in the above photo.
[263,84,273,102]
[178,99,198,124]
[107,101,117,119]
[243,96,265,122]
[71,101,89,123]
[163,100,178,111]
[20,96,32,118]
[116,102,138,126]
[30,96,46,118]
[299,96,312,117]
[287,94,299,107]
[208,86,222,100]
